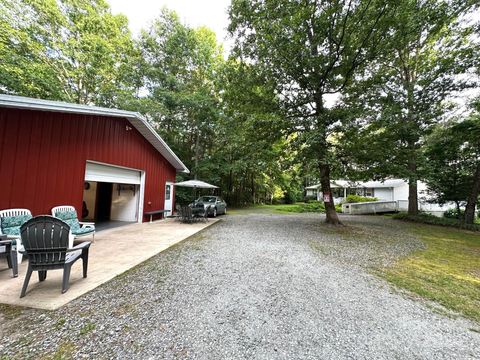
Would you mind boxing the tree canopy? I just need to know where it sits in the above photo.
[0,0,137,105]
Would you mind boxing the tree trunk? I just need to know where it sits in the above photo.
[251,173,255,204]
[227,168,233,204]
[407,156,418,215]
[193,128,201,180]
[464,163,480,224]
[455,201,461,218]
[408,178,418,215]
[320,163,341,225]
[404,71,420,216]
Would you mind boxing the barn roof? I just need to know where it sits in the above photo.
[0,94,189,173]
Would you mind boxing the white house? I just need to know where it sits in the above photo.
[305,179,452,216]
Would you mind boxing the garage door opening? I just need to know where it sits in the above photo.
[83,161,144,230]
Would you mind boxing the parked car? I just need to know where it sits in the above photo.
[190,196,227,217]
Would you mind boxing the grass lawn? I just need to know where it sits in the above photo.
[379,223,480,323]
[228,202,332,215]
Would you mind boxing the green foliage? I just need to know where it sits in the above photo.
[392,212,480,232]
[424,117,480,206]
[338,0,478,214]
[443,208,465,220]
[284,188,302,204]
[0,0,138,106]
[206,61,289,206]
[269,202,325,213]
[301,201,325,213]
[136,9,223,172]
[345,195,378,204]
[174,187,195,206]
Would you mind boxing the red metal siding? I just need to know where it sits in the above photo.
[0,108,177,221]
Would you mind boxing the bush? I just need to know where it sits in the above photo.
[284,189,302,204]
[301,201,325,212]
[345,194,378,203]
[392,212,480,232]
[443,208,464,219]
[303,195,317,203]
[175,187,194,206]
[335,204,343,213]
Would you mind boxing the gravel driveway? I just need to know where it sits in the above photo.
[1,213,479,359]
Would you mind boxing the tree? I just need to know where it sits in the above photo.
[137,9,224,180]
[208,60,287,205]
[425,117,480,224]
[0,0,137,106]
[339,0,478,215]
[229,0,396,224]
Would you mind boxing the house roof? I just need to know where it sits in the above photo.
[306,179,407,190]
[0,94,189,173]
[306,180,360,189]
[361,179,407,188]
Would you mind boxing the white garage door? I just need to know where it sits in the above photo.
[84,161,141,184]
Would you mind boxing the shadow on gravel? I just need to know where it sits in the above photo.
[241,213,426,268]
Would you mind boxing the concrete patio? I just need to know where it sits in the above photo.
[0,218,219,310]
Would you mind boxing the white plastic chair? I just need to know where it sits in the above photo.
[51,205,95,247]
[0,208,32,264]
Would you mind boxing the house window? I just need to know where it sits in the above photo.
[347,188,361,196]
[332,188,344,198]
[364,188,374,197]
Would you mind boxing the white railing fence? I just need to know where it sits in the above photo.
[342,199,449,216]
[342,201,398,215]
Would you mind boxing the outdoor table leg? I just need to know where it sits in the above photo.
[10,248,18,277]
[150,214,153,223]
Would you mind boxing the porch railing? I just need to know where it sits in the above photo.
[342,201,398,215]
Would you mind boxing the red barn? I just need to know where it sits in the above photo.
[0,95,189,224]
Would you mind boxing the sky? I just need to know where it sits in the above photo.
[107,0,233,51]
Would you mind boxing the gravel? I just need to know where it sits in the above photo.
[0,213,479,359]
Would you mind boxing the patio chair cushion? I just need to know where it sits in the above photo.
[1,214,33,236]
[55,210,81,231]
[71,226,94,236]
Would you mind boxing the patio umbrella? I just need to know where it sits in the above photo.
[174,180,218,189]
[174,179,218,202]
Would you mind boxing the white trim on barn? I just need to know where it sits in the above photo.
[83,160,145,223]
[85,161,142,184]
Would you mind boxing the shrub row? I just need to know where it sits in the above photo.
[392,212,480,232]
[344,194,378,203]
